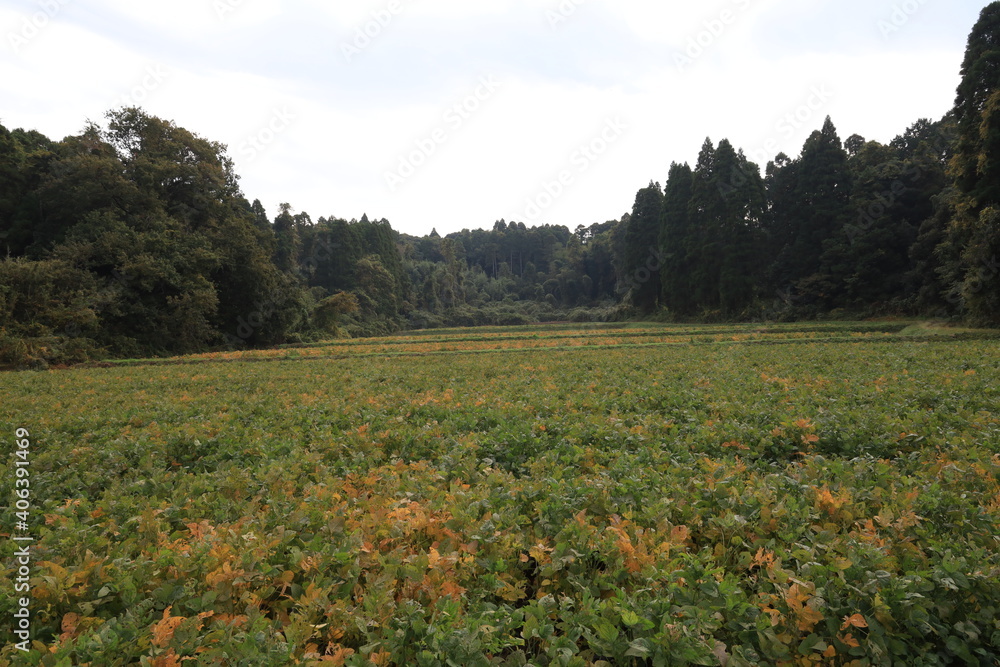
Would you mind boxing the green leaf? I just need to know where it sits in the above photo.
[594,618,619,644]
[797,634,826,655]
[625,639,652,658]
[620,609,641,627]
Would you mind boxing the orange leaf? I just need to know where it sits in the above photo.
[796,605,824,632]
[213,614,249,629]
[151,650,184,667]
[440,580,467,600]
[151,606,185,648]
[59,612,81,642]
[194,611,215,631]
[786,583,811,607]
[786,583,824,632]
[751,547,775,570]
[841,613,868,630]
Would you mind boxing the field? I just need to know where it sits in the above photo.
[2,321,999,666]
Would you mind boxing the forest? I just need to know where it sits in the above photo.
[1,5,999,367]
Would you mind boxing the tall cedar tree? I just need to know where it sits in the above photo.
[659,162,695,314]
[687,139,723,310]
[767,117,852,304]
[946,2,1000,323]
[622,181,664,311]
[684,139,767,315]
[714,140,767,314]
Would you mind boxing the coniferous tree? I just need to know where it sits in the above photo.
[714,140,767,314]
[273,203,301,275]
[659,162,695,314]
[952,3,1000,211]
[945,2,1000,323]
[685,139,767,314]
[0,124,24,255]
[622,181,664,311]
[767,117,852,304]
[688,139,723,310]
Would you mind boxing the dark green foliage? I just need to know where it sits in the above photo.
[621,182,664,312]
[767,117,852,295]
[660,162,695,314]
[822,119,953,310]
[944,3,1000,325]
[0,109,300,358]
[656,140,767,317]
[952,2,1000,210]
[0,257,101,367]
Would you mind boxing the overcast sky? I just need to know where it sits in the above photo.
[0,0,988,236]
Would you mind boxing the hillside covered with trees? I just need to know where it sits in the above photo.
[2,5,1000,367]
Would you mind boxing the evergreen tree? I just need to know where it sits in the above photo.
[688,139,723,310]
[714,140,767,314]
[945,3,1000,323]
[621,181,664,311]
[273,203,301,275]
[659,162,695,314]
[952,2,1000,211]
[768,117,852,300]
[686,139,767,314]
[0,123,24,255]
[822,119,952,310]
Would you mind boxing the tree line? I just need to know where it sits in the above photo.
[2,4,999,366]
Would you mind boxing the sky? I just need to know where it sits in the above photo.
[0,0,990,236]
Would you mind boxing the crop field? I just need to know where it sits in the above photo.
[2,321,1000,666]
